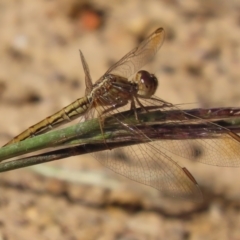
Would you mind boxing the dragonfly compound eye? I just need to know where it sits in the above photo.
[135,70,158,98]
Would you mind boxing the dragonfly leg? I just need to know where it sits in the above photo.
[100,101,128,116]
[98,115,107,144]
[131,96,154,121]
[97,101,128,148]
[133,97,152,122]
[130,98,140,121]
[150,97,173,108]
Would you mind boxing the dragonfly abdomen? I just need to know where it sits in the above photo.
[4,96,90,146]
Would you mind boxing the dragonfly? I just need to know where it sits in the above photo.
[4,27,240,200]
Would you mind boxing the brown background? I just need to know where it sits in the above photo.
[1,0,240,239]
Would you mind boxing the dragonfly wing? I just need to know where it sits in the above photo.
[105,28,165,79]
[134,97,240,167]
[156,134,240,167]
[79,50,93,95]
[89,142,202,200]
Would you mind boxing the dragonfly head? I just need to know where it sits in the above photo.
[134,70,158,98]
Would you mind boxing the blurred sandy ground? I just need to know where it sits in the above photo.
[1,0,240,239]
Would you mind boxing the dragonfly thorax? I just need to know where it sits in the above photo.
[134,70,158,98]
[90,74,138,106]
